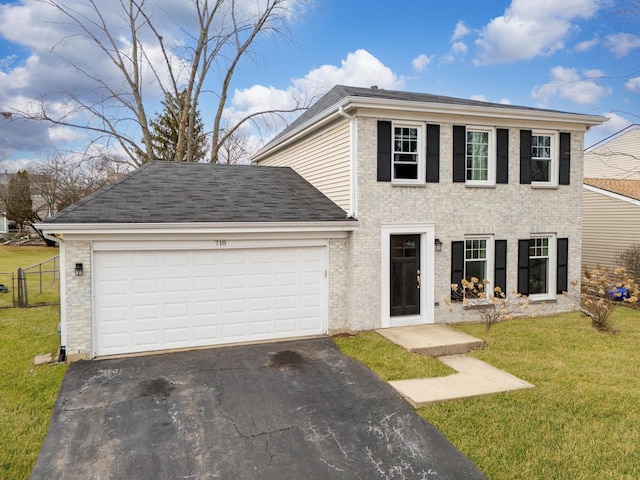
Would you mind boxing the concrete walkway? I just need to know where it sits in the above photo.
[376,325,534,408]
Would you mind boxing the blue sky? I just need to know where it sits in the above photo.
[1,0,639,170]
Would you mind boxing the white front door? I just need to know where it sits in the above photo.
[381,225,435,328]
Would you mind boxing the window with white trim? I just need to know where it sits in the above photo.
[466,127,495,185]
[528,237,550,295]
[392,124,424,183]
[531,132,558,184]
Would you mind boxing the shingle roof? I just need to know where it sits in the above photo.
[262,84,600,151]
[584,178,640,201]
[43,162,352,224]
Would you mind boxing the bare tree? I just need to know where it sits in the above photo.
[30,153,123,214]
[8,0,310,167]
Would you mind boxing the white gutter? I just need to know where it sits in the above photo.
[338,105,358,219]
[35,220,358,236]
[41,232,67,358]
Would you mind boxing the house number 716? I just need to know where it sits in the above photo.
[215,240,227,246]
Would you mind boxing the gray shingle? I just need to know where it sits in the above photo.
[43,162,352,224]
[263,84,588,150]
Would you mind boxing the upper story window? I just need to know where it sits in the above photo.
[520,130,569,186]
[531,132,558,185]
[453,125,497,186]
[466,130,490,182]
[393,126,422,181]
[391,124,424,183]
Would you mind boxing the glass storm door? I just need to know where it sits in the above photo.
[390,235,420,316]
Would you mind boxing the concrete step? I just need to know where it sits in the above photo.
[376,324,484,357]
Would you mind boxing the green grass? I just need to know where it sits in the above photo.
[0,246,60,308]
[334,330,454,381]
[0,306,66,480]
[334,310,640,480]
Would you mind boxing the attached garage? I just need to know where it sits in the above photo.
[37,162,355,360]
[93,245,327,356]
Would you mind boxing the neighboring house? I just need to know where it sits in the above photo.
[584,124,640,179]
[38,85,604,360]
[582,125,640,269]
[583,179,640,269]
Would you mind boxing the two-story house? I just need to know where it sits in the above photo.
[253,85,605,330]
[39,85,604,360]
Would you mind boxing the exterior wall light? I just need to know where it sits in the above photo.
[435,238,443,252]
[75,263,84,276]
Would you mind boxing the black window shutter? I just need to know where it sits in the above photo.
[377,121,392,182]
[517,239,530,295]
[559,132,571,185]
[494,240,507,295]
[453,125,466,183]
[496,129,509,184]
[451,241,464,300]
[520,130,532,185]
[557,237,569,294]
[426,124,440,183]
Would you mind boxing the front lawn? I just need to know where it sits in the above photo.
[334,309,640,480]
[0,306,66,480]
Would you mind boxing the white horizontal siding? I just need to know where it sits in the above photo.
[584,128,640,179]
[259,120,351,212]
[582,188,640,269]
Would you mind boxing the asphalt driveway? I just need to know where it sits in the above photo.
[31,338,485,479]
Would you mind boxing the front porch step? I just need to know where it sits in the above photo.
[375,324,484,357]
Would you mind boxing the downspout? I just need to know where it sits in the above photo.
[338,105,358,219]
[43,232,67,362]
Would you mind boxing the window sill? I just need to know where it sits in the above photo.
[531,183,559,189]
[464,183,496,189]
[463,298,494,309]
[527,295,557,304]
[391,181,427,187]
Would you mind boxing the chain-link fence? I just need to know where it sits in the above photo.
[0,272,16,309]
[15,256,60,307]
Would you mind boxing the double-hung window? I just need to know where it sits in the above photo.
[465,127,495,186]
[465,239,487,285]
[451,237,495,301]
[531,131,558,185]
[518,234,560,300]
[392,124,424,183]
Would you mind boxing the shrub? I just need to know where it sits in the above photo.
[447,278,530,331]
[578,265,639,333]
[616,244,640,283]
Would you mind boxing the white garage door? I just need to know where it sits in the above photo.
[93,246,327,356]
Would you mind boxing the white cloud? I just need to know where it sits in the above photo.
[625,77,640,93]
[499,98,512,105]
[604,33,640,57]
[471,95,487,102]
[585,112,631,148]
[474,0,610,65]
[574,37,599,52]
[531,66,612,105]
[226,49,404,144]
[412,54,433,72]
[452,21,471,41]
[451,42,468,55]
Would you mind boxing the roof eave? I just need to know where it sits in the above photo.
[35,220,358,236]
[253,95,607,161]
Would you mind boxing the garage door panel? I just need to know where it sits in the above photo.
[94,246,326,356]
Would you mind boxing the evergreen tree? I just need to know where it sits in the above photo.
[149,90,209,162]
[6,170,34,232]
